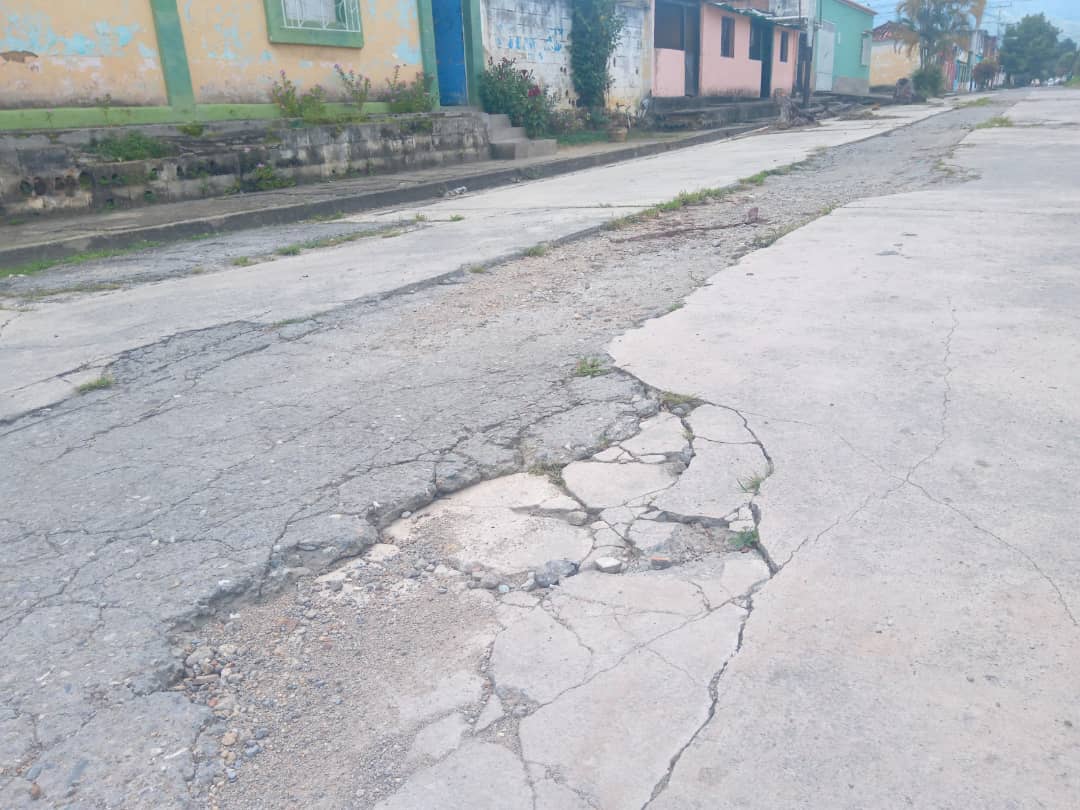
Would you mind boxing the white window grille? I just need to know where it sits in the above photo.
[282,0,361,33]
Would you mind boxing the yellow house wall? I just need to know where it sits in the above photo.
[0,1,167,109]
[179,0,424,104]
[870,40,918,87]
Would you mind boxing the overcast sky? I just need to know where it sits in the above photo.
[861,1,1080,40]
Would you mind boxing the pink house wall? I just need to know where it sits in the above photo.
[654,48,687,97]
[699,8,760,96]
[772,27,800,95]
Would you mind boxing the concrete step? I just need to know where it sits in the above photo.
[492,125,527,140]
[485,113,511,130]
[490,138,558,160]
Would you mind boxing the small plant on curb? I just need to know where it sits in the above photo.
[231,256,254,267]
[729,528,759,552]
[573,357,606,377]
[466,264,487,273]
[382,66,436,113]
[450,214,465,222]
[275,245,301,256]
[76,374,114,394]
[270,70,329,121]
[89,131,174,161]
[523,243,549,257]
[245,163,295,191]
[334,64,371,112]
[177,122,206,137]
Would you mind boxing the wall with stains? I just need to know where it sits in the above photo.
[0,1,167,108]
[179,0,424,104]
[480,0,650,109]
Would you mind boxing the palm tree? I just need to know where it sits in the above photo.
[895,1,981,68]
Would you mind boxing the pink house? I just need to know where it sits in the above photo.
[654,1,801,99]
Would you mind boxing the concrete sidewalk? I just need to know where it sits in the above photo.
[610,88,1080,808]
[0,127,747,269]
[0,105,944,420]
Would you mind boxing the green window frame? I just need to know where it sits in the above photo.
[262,0,364,48]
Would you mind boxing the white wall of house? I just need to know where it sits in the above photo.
[479,0,651,109]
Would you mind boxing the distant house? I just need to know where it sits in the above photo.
[652,1,802,98]
[870,21,918,89]
[770,0,874,95]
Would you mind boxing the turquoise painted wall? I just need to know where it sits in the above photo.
[819,0,874,85]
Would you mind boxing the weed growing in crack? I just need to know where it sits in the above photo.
[271,317,307,328]
[604,186,736,230]
[528,461,565,487]
[975,115,1012,130]
[956,97,993,109]
[573,357,607,377]
[231,256,255,267]
[466,264,487,274]
[523,243,549,258]
[414,213,428,222]
[729,528,759,551]
[275,245,302,256]
[659,391,700,409]
[449,214,465,222]
[76,374,114,394]
[667,302,684,312]
[738,473,766,495]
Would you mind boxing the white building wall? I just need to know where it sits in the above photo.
[479,0,651,109]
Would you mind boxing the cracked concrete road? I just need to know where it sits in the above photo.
[0,104,945,419]
[4,90,1078,809]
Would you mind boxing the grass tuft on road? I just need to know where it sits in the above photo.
[573,357,607,377]
[76,374,114,394]
[975,115,1013,129]
[1,241,163,279]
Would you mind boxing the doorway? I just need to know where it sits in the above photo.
[432,0,468,105]
[816,20,836,92]
[683,5,700,97]
[751,18,773,98]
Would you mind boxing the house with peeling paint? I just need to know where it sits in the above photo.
[0,0,442,129]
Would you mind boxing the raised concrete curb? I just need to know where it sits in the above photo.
[0,124,761,270]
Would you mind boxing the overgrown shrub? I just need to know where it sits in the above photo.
[478,57,554,137]
[569,0,625,109]
[89,131,174,161]
[383,66,436,113]
[911,66,945,98]
[334,64,371,110]
[245,163,295,191]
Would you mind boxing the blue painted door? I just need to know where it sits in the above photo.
[432,0,468,105]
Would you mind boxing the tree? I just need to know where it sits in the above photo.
[999,14,1061,85]
[895,1,980,68]
[973,59,997,88]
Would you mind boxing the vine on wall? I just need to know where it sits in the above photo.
[569,0,625,110]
